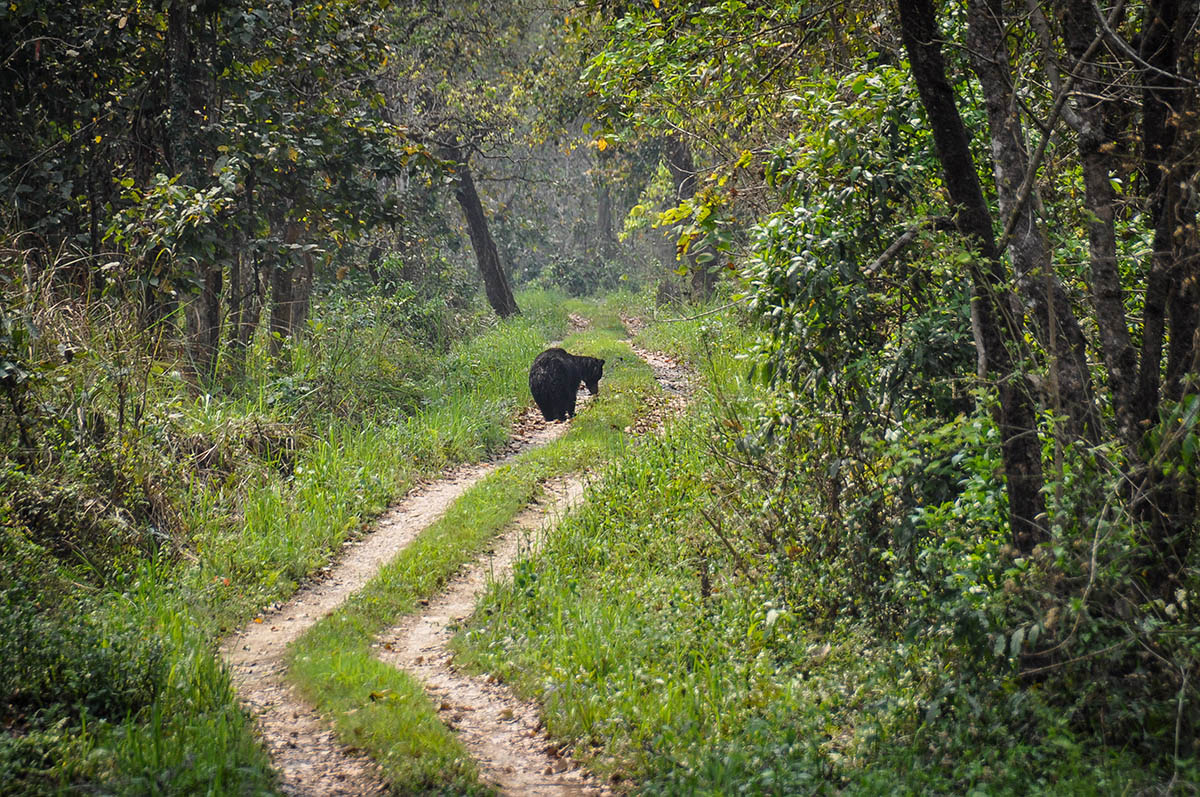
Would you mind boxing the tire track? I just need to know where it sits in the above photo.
[221,328,693,795]
[374,476,609,796]
[219,410,572,796]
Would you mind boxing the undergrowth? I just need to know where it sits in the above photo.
[0,286,571,793]
[455,298,1174,795]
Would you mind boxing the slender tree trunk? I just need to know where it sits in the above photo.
[597,183,615,259]
[269,220,302,355]
[269,261,294,356]
[966,0,1100,444]
[288,220,314,334]
[450,152,519,318]
[1060,0,1143,449]
[665,137,717,298]
[235,169,262,356]
[1134,0,1200,567]
[1060,0,1199,572]
[596,148,617,261]
[1141,0,1200,405]
[165,0,193,181]
[898,0,1047,554]
[186,264,222,383]
[241,257,263,349]
[168,0,224,384]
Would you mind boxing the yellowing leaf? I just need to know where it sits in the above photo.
[287,147,299,162]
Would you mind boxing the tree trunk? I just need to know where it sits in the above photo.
[165,0,193,182]
[269,220,308,355]
[450,152,519,318]
[1060,0,1199,572]
[232,168,263,359]
[966,0,1100,444]
[1060,0,1143,449]
[186,263,222,384]
[595,147,617,261]
[288,221,314,334]
[269,222,296,357]
[898,0,1047,554]
[1133,0,1200,568]
[665,137,717,298]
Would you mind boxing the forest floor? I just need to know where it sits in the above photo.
[219,327,692,795]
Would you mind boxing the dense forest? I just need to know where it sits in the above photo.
[2,0,1197,793]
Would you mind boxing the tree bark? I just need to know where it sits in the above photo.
[1060,0,1199,571]
[186,263,222,383]
[166,0,194,182]
[1061,0,1143,448]
[450,152,519,318]
[289,221,315,334]
[595,147,617,261]
[1139,0,1200,406]
[665,137,717,298]
[966,0,1100,444]
[268,219,317,355]
[898,0,1047,554]
[969,0,1099,441]
[269,260,294,356]
[1134,0,1199,567]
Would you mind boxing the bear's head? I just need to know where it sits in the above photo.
[580,357,605,395]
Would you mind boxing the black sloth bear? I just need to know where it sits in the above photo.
[528,347,605,422]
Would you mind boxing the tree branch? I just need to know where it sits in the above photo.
[863,216,956,275]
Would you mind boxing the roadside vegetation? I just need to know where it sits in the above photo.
[0,283,572,792]
[459,304,1168,794]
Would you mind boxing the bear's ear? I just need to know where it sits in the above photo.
[600,359,606,366]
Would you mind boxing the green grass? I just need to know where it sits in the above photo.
[178,294,575,632]
[284,326,658,793]
[1,290,587,793]
[452,303,1161,796]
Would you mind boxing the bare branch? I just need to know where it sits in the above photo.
[1090,0,1198,87]
[996,0,1118,253]
[863,216,955,276]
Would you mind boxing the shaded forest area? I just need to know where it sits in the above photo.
[2,0,1199,792]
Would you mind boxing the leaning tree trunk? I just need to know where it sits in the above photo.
[451,153,519,318]
[898,0,1047,554]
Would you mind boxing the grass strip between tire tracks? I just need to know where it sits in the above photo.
[285,324,658,794]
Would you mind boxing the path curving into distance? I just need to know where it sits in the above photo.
[220,331,694,795]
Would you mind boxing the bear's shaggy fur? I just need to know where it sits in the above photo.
[528,347,605,422]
